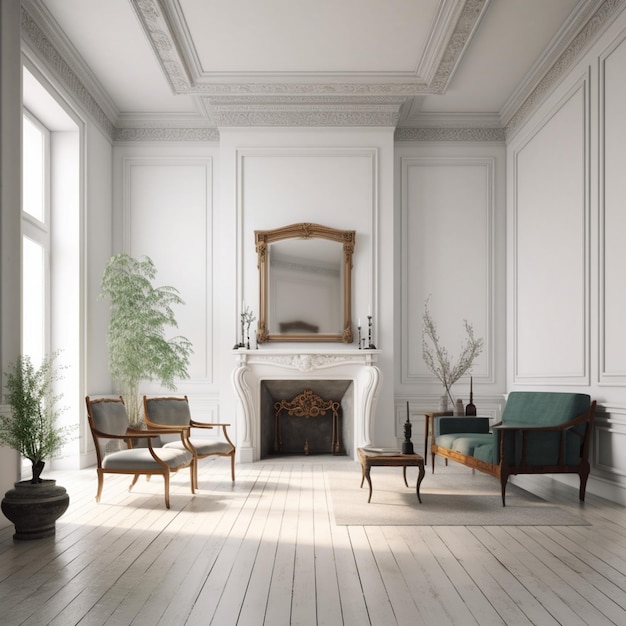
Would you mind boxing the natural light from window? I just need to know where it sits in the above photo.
[22,115,45,223]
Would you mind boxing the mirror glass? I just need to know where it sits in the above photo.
[255,223,355,343]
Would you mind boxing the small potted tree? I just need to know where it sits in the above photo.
[99,253,193,427]
[0,353,73,540]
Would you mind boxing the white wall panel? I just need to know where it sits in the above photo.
[400,156,494,385]
[124,158,212,382]
[238,148,377,334]
[512,82,589,383]
[600,31,626,382]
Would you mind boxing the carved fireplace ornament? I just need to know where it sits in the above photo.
[255,223,355,343]
[273,389,342,455]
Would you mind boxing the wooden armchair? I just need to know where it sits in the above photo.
[85,396,195,509]
[143,395,236,489]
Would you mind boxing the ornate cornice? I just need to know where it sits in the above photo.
[113,127,219,142]
[395,127,505,142]
[22,0,626,141]
[429,0,489,94]
[132,0,488,98]
[131,0,192,93]
[20,5,114,139]
[506,0,625,137]
[212,107,401,128]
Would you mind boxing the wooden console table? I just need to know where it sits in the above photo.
[424,410,453,460]
[357,448,425,503]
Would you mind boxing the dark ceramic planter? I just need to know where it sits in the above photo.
[1,479,69,540]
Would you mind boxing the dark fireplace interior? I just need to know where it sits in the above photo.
[260,379,353,458]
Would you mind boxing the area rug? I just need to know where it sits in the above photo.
[327,461,589,526]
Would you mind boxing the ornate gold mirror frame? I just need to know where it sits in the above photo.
[255,223,355,343]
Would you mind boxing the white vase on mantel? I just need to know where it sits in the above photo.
[454,398,464,416]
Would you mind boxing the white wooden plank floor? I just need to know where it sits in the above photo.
[1,456,626,625]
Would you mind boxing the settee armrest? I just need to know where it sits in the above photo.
[435,416,490,437]
[494,401,596,467]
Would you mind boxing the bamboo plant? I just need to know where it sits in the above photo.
[99,253,193,427]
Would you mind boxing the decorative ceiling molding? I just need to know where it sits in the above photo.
[131,0,192,93]
[499,0,606,125]
[21,0,625,141]
[506,0,623,138]
[395,127,505,142]
[20,4,114,139]
[113,127,219,142]
[133,0,488,98]
[212,110,400,128]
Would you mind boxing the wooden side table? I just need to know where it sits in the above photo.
[424,411,453,459]
[357,448,425,503]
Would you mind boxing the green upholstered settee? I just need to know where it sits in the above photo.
[431,391,596,505]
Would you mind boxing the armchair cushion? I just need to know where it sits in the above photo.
[163,439,234,456]
[102,447,192,471]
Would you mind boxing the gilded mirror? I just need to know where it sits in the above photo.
[255,223,355,343]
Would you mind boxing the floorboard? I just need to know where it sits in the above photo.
[1,456,626,625]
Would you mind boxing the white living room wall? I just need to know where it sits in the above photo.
[112,128,396,457]
[394,142,507,437]
[507,6,626,502]
[217,128,396,453]
[111,143,221,426]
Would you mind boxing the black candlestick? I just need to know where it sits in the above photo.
[365,315,376,349]
[402,401,414,454]
[357,325,362,349]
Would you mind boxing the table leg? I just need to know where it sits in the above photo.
[363,466,373,503]
[402,466,409,488]
[416,461,425,503]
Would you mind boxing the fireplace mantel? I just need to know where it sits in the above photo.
[232,348,381,462]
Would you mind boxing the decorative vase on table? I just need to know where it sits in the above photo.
[439,395,449,412]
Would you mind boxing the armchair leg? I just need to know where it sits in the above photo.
[164,473,170,509]
[230,453,236,482]
[96,470,103,503]
[129,474,140,492]
[190,463,197,493]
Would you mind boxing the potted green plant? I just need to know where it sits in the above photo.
[0,353,73,540]
[99,253,193,427]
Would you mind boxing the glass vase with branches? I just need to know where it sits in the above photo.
[422,298,483,408]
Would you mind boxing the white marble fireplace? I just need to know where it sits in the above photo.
[232,349,381,462]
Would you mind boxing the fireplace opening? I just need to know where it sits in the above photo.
[260,380,352,459]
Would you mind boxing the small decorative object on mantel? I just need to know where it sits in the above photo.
[357,318,362,349]
[465,376,477,415]
[365,314,376,349]
[402,401,414,454]
[454,398,464,416]
[235,304,256,349]
[422,296,483,410]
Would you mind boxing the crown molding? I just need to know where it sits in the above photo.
[395,127,505,142]
[21,1,117,137]
[113,127,219,142]
[133,0,488,97]
[21,0,626,141]
[505,0,625,137]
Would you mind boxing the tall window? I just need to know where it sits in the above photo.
[22,64,81,472]
[22,112,50,367]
